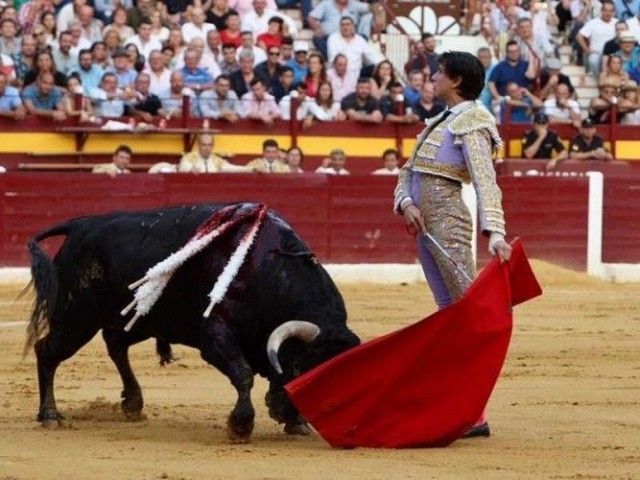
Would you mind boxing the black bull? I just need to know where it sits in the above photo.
[26,203,360,441]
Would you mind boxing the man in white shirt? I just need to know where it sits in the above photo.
[327,16,383,76]
[371,148,400,175]
[279,82,311,120]
[241,0,297,36]
[577,0,618,74]
[56,0,84,34]
[236,31,267,66]
[51,31,78,75]
[543,83,581,128]
[144,49,171,96]
[127,17,162,66]
[181,7,216,43]
[326,53,357,101]
[315,148,350,175]
[78,5,103,44]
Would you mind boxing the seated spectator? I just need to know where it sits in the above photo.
[92,145,132,177]
[576,1,617,75]
[255,45,283,92]
[404,33,438,77]
[241,0,297,37]
[487,40,535,103]
[413,82,445,121]
[220,12,243,48]
[219,43,239,75]
[566,118,613,163]
[181,48,214,94]
[279,81,310,120]
[514,17,554,63]
[13,34,38,88]
[103,6,135,44]
[619,80,640,123]
[89,71,127,118]
[340,76,382,123]
[180,37,221,79]
[380,81,419,123]
[77,5,103,44]
[107,47,137,89]
[309,0,372,58]
[602,21,630,59]
[327,16,382,77]
[589,81,620,124]
[39,12,57,47]
[501,82,542,124]
[231,49,257,98]
[237,31,267,66]
[103,30,121,60]
[145,50,171,97]
[599,54,630,89]
[205,30,223,65]
[199,74,242,121]
[286,146,304,173]
[539,57,575,100]
[207,0,239,32]
[72,48,104,94]
[91,41,111,70]
[271,65,294,102]
[315,148,350,175]
[241,77,280,124]
[63,73,92,119]
[0,18,20,56]
[179,133,249,173]
[256,16,284,50]
[543,83,580,127]
[24,50,67,88]
[370,60,396,99]
[68,21,92,52]
[127,17,162,65]
[477,46,496,112]
[522,112,568,162]
[246,138,290,172]
[164,29,185,70]
[611,30,639,72]
[51,30,78,76]
[181,7,216,43]
[125,43,145,73]
[286,40,308,83]
[126,72,161,121]
[22,72,67,121]
[326,53,356,103]
[280,35,294,63]
[305,80,344,126]
[404,70,424,106]
[305,52,326,98]
[149,10,169,44]
[0,71,26,120]
[371,148,400,175]
[159,71,198,118]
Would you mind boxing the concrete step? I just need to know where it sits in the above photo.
[282,8,302,21]
[568,75,598,87]
[575,86,599,98]
[562,65,586,76]
[558,45,573,55]
[578,97,592,108]
[294,29,313,41]
[560,53,571,64]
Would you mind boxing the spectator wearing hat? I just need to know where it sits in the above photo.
[501,81,543,124]
[589,81,620,124]
[602,21,631,59]
[340,76,382,123]
[107,47,137,89]
[522,112,568,162]
[611,30,640,72]
[619,80,640,123]
[539,57,575,101]
[72,48,104,94]
[543,82,581,128]
[286,40,309,83]
[563,119,613,164]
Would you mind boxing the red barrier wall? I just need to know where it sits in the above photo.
[0,173,632,270]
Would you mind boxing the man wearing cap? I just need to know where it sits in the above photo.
[522,112,568,161]
[603,21,631,59]
[565,118,613,164]
[612,30,640,71]
[539,57,575,100]
[107,47,137,89]
[287,41,309,83]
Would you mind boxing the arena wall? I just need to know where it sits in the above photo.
[0,173,636,279]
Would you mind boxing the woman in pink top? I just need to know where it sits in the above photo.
[305,53,326,98]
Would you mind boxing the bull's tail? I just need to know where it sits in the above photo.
[23,222,72,356]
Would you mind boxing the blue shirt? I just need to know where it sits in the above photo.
[0,86,22,112]
[615,46,640,73]
[22,84,63,110]
[107,67,138,89]
[614,0,640,20]
[488,59,531,96]
[72,65,105,94]
[404,86,420,106]
[480,64,495,112]
[309,0,369,35]
[501,96,532,123]
[181,67,213,87]
[286,59,308,83]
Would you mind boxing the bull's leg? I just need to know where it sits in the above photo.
[102,329,147,420]
[35,317,100,428]
[200,319,255,443]
[265,379,311,436]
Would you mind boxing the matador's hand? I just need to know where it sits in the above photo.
[402,204,427,236]
[489,232,512,263]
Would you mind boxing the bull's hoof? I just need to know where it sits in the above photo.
[226,411,254,444]
[120,389,144,420]
[158,352,175,366]
[38,409,64,429]
[284,421,311,436]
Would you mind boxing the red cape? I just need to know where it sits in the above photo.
[285,240,542,448]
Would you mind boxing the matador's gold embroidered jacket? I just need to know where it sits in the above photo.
[394,102,506,236]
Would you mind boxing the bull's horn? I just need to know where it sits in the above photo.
[266,320,321,375]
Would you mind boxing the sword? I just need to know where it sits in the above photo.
[423,232,474,284]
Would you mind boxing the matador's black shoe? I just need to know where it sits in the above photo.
[462,422,491,438]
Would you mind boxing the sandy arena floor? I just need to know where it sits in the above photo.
[0,261,639,480]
